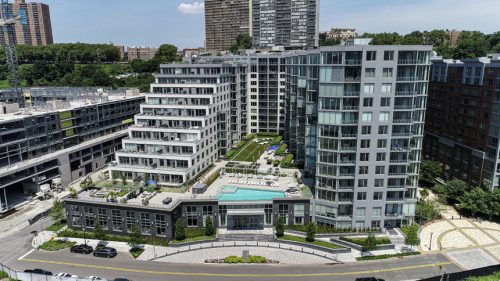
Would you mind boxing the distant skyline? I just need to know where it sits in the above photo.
[40,0,499,49]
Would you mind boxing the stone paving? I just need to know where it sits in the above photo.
[462,228,495,245]
[440,230,475,249]
[420,220,454,251]
[446,249,499,270]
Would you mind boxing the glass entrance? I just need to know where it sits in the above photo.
[228,215,264,230]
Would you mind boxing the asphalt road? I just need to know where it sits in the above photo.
[10,249,462,281]
[0,216,52,267]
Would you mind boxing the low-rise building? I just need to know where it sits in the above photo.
[127,46,158,62]
[321,28,357,41]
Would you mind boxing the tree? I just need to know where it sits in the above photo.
[419,189,429,200]
[174,218,186,241]
[459,188,488,218]
[320,38,341,46]
[444,179,468,202]
[363,233,377,252]
[453,31,489,59]
[80,176,94,191]
[404,225,420,250]
[205,216,215,236]
[50,199,65,223]
[434,43,455,59]
[305,221,316,242]
[416,200,441,223]
[94,222,107,241]
[121,175,127,186]
[154,44,179,63]
[69,187,77,198]
[275,217,285,238]
[229,33,252,53]
[128,225,143,246]
[419,160,443,187]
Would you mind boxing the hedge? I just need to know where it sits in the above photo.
[340,236,392,246]
[275,144,288,156]
[58,229,168,246]
[224,255,268,264]
[280,154,294,168]
[256,132,279,137]
[356,251,420,261]
[286,225,381,234]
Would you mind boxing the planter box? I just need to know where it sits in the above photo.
[330,237,395,251]
[169,238,219,248]
[277,239,351,254]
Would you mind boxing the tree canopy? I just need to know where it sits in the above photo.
[229,34,252,53]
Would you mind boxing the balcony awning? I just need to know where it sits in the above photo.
[227,209,265,216]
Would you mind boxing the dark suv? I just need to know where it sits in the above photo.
[24,269,53,275]
[93,247,117,258]
[70,244,93,254]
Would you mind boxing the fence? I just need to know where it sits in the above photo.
[420,264,500,281]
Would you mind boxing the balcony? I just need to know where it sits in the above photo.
[389,159,409,163]
[395,91,417,96]
[342,106,359,111]
[345,59,362,65]
[386,197,405,202]
[398,59,419,65]
[340,146,357,152]
[344,91,360,97]
[392,132,413,138]
[393,119,413,124]
[394,105,414,110]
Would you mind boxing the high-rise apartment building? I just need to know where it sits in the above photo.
[0,0,53,46]
[127,46,158,62]
[285,46,432,228]
[204,0,250,51]
[252,0,319,49]
[425,56,500,191]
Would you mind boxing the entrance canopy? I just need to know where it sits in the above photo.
[227,209,265,216]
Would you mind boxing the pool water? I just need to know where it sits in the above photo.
[267,145,279,151]
[218,186,285,201]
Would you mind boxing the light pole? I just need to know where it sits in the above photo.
[429,232,433,251]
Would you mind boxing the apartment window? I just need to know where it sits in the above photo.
[365,68,375,78]
[155,214,167,237]
[360,140,371,148]
[202,206,213,227]
[380,98,391,107]
[126,211,135,231]
[374,179,385,187]
[366,51,377,61]
[375,166,385,175]
[374,191,384,201]
[360,153,370,161]
[362,112,372,122]
[83,207,94,228]
[356,207,366,217]
[377,139,388,148]
[363,98,373,107]
[187,206,198,227]
[112,210,122,231]
[378,125,388,134]
[357,192,367,200]
[364,83,375,93]
[361,126,371,135]
[372,207,382,216]
[381,83,392,93]
[279,204,289,224]
[372,221,381,227]
[359,166,368,174]
[140,213,151,235]
[97,208,108,230]
[384,51,394,61]
[383,68,393,77]
[379,112,390,122]
[358,179,368,188]
[376,152,386,161]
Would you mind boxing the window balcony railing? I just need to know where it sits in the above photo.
[345,59,362,65]
[395,91,417,96]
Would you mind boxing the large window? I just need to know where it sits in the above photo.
[265,204,273,225]
[156,214,166,237]
[187,206,198,227]
[126,211,136,232]
[140,213,151,235]
[294,204,305,225]
[202,206,213,227]
[83,207,94,228]
[70,205,81,227]
[219,205,227,226]
[112,210,122,231]
[362,112,372,122]
[278,204,289,224]
[363,83,375,93]
[97,208,108,230]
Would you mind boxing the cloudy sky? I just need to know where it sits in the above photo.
[42,0,499,49]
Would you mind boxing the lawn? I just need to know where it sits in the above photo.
[278,235,342,249]
[465,272,500,281]
[129,247,144,259]
[356,251,420,261]
[39,240,76,251]
[171,235,216,244]
[340,236,391,246]
[46,221,67,232]
[232,138,274,162]
[58,229,168,246]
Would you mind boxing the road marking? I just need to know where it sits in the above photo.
[20,258,453,278]
[18,249,35,261]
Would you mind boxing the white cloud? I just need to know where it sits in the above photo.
[178,2,204,14]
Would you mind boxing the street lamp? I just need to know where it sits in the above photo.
[429,232,433,251]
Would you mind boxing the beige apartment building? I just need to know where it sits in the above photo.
[322,28,357,40]
[127,46,158,61]
[0,0,53,46]
[205,0,250,51]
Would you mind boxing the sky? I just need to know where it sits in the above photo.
[41,0,499,49]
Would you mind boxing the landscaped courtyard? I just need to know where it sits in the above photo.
[230,135,280,162]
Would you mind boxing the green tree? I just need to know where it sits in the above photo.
[419,160,443,187]
[94,221,107,241]
[419,189,429,200]
[423,30,450,47]
[80,176,94,191]
[154,44,179,63]
[174,218,186,241]
[121,175,127,186]
[453,31,488,59]
[361,32,402,45]
[459,188,487,218]
[404,225,420,250]
[434,43,455,58]
[69,187,77,198]
[320,38,341,46]
[416,200,441,223]
[229,33,252,53]
[275,217,285,238]
[205,216,215,236]
[363,233,377,252]
[305,221,316,242]
[50,199,65,223]
[444,179,468,203]
[128,225,143,246]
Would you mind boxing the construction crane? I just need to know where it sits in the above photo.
[0,0,26,108]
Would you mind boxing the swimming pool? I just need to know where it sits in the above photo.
[267,145,279,151]
[218,186,285,202]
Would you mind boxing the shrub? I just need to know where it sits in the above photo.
[275,144,288,156]
[205,168,221,187]
[305,221,316,242]
[128,225,143,246]
[356,251,420,261]
[275,217,285,238]
[363,233,378,252]
[129,247,144,259]
[50,199,65,223]
[280,154,294,168]
[205,217,215,236]
[402,224,420,248]
[39,240,76,251]
[223,256,268,264]
[248,255,267,263]
[174,218,186,241]
[256,132,278,137]
[340,236,391,246]
[278,235,342,249]
[0,271,9,279]
[46,221,66,232]
[94,222,107,241]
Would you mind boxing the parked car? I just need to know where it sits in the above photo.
[56,272,78,278]
[24,269,53,275]
[85,276,108,281]
[70,244,93,254]
[93,247,117,258]
[113,279,131,281]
